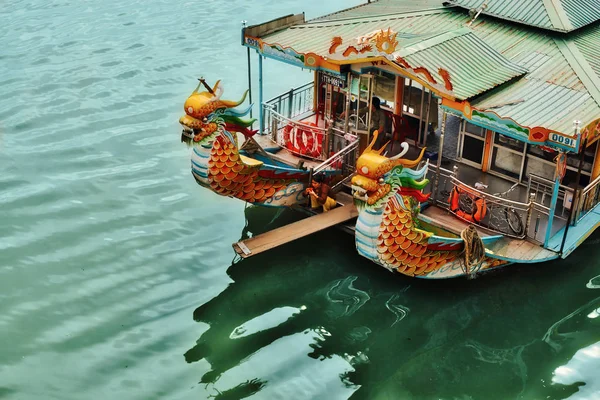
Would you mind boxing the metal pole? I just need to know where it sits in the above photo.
[247,47,253,119]
[544,172,561,247]
[242,21,253,120]
[432,107,447,203]
[258,55,264,135]
[559,121,583,255]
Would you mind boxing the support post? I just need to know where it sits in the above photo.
[544,175,560,247]
[287,87,293,118]
[526,192,536,239]
[559,121,584,255]
[432,108,447,203]
[258,55,264,135]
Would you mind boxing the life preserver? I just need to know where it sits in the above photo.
[448,186,487,223]
[284,123,323,158]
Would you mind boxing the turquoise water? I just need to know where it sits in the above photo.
[1,0,599,399]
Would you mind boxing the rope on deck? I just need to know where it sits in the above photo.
[459,225,485,278]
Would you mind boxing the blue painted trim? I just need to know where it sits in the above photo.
[440,105,578,153]
[258,55,264,135]
[544,176,560,247]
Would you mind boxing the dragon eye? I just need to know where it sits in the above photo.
[202,118,208,123]
[379,178,384,184]
[361,166,369,175]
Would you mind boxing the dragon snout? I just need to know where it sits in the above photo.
[351,175,380,201]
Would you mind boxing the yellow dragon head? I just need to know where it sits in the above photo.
[351,131,429,208]
[179,78,255,144]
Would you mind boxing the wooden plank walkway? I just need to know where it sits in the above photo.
[233,202,358,258]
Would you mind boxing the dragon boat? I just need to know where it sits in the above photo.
[179,0,600,279]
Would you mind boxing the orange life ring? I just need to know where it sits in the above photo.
[448,186,487,223]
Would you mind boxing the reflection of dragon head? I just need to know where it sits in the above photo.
[179,78,256,144]
[351,131,429,210]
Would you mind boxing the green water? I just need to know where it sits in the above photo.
[1,0,599,399]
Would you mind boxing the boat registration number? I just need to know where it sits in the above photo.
[549,132,577,149]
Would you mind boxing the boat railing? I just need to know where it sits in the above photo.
[427,165,532,239]
[263,106,329,161]
[527,174,572,220]
[446,176,532,239]
[426,164,454,208]
[314,138,359,175]
[574,174,600,223]
[264,82,314,121]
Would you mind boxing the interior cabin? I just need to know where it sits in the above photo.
[239,0,600,260]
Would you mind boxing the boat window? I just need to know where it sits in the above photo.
[464,121,485,138]
[490,146,521,179]
[494,132,525,151]
[403,79,423,117]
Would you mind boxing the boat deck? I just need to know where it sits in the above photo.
[547,202,600,258]
[420,205,559,263]
[250,133,324,170]
[420,205,495,237]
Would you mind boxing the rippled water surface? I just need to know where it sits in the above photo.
[1,1,600,399]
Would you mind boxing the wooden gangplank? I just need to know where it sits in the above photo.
[233,203,358,258]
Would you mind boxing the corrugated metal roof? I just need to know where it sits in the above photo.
[395,28,528,99]
[308,0,447,22]
[256,2,600,134]
[561,0,600,31]
[573,24,600,80]
[446,0,600,32]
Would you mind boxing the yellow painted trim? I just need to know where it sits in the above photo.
[240,154,264,167]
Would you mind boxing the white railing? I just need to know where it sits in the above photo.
[575,174,600,222]
[265,82,313,121]
[264,106,328,161]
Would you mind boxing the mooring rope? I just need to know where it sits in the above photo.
[459,225,486,278]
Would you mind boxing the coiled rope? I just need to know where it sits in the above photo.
[459,225,486,278]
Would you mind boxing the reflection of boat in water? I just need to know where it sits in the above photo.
[185,216,600,398]
[178,1,600,279]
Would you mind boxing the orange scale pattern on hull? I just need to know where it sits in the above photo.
[376,197,459,276]
[207,136,292,203]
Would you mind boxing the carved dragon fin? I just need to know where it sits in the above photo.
[389,142,409,160]
[398,147,427,168]
[212,79,221,93]
[375,140,390,155]
[364,130,379,153]
[221,89,249,108]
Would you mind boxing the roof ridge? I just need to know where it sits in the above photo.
[396,28,471,57]
[554,36,600,108]
[542,0,574,31]
[303,7,452,25]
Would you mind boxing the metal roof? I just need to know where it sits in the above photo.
[445,0,600,32]
[309,0,447,22]
[253,1,600,135]
[393,28,528,99]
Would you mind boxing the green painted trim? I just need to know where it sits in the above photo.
[554,37,600,110]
